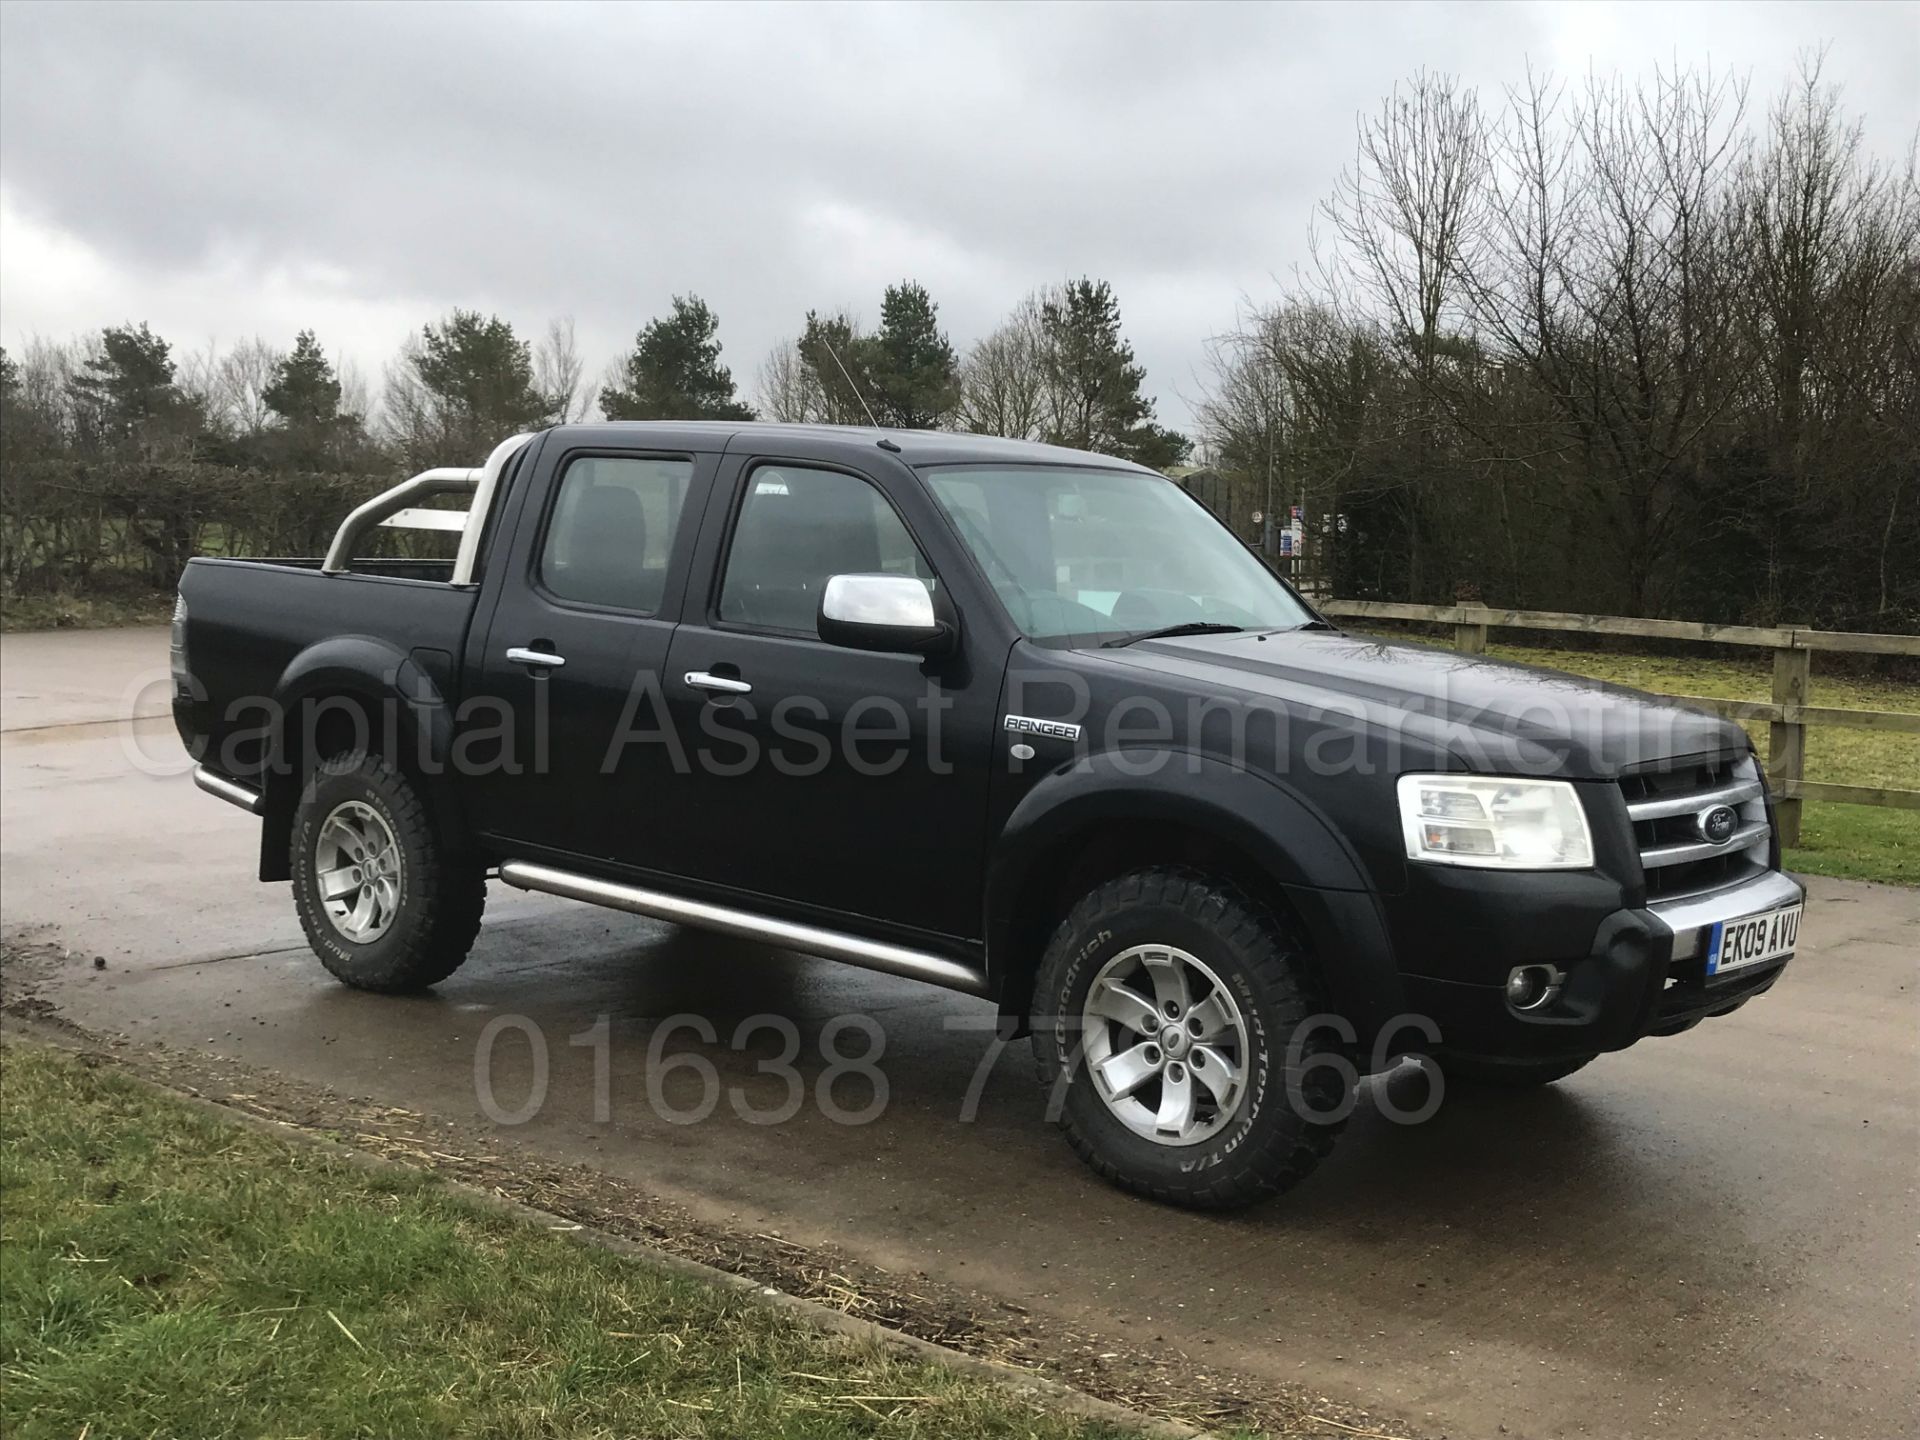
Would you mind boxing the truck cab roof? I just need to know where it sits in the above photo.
[538,421,1162,473]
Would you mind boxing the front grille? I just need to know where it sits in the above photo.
[1618,753,1772,902]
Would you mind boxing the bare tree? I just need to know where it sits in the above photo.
[5,335,81,455]
[173,339,222,428]
[1730,50,1918,618]
[380,334,437,466]
[336,358,372,431]
[1320,71,1490,365]
[1555,65,1749,610]
[956,293,1051,440]
[754,337,819,423]
[1205,59,1916,624]
[534,317,589,423]
[219,337,285,439]
[1198,307,1290,544]
[1316,70,1492,593]
[1200,300,1388,577]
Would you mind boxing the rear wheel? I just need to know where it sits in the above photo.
[1031,868,1348,1210]
[291,750,484,992]
[1439,1053,1595,1088]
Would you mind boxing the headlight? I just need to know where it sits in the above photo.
[1396,774,1594,870]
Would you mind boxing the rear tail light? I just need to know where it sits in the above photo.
[170,594,190,696]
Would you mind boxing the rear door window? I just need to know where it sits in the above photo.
[539,455,695,614]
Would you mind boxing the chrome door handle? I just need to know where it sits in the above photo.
[685,670,752,695]
[505,647,566,669]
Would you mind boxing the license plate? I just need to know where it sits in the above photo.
[1705,904,1801,977]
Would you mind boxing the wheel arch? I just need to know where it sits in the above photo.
[985,752,1404,1046]
[255,637,461,882]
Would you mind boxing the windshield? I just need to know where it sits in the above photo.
[922,464,1315,644]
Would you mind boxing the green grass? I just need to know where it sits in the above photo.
[0,1042,1143,1440]
[1487,642,1918,886]
[1777,804,1919,885]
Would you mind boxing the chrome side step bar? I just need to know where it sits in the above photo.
[498,860,992,997]
[193,764,264,815]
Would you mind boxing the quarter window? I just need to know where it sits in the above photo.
[540,455,694,613]
[718,465,932,633]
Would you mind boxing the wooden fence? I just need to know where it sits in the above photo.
[1318,599,1920,846]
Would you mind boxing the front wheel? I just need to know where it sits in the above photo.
[1031,868,1348,1210]
[291,750,484,992]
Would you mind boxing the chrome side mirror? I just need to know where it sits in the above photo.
[817,574,956,655]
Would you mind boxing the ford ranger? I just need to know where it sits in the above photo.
[174,423,1804,1208]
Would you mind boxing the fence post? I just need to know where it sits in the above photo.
[1453,607,1490,655]
[1769,641,1810,847]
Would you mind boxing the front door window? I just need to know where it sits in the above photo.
[717,464,932,634]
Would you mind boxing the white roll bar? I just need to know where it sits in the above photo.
[321,432,535,581]
[453,433,537,585]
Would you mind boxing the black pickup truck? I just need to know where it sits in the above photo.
[176,423,1804,1208]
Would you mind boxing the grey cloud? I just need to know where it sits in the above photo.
[3,0,1916,434]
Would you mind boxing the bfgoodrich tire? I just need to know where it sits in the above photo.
[291,750,484,992]
[1031,868,1348,1210]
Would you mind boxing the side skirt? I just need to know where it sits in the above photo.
[497,860,993,998]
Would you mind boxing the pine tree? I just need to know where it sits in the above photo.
[866,281,959,429]
[601,295,754,421]
[264,331,343,430]
[1038,280,1187,466]
[797,310,874,425]
[66,323,199,458]
[1041,280,1145,452]
[413,310,552,432]
[387,310,557,463]
[1128,422,1193,469]
[261,331,366,469]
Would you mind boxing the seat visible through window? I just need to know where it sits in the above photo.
[541,456,692,613]
[718,465,929,633]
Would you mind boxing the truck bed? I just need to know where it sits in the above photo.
[232,556,459,583]
[177,556,482,786]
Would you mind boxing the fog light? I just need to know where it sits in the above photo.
[1505,965,1561,1012]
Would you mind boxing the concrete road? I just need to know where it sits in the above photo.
[4,626,1917,1439]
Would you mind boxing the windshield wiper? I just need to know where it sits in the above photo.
[1103,622,1245,648]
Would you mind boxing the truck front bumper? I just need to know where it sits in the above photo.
[1399,869,1805,1065]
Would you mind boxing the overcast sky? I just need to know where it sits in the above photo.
[2,0,1915,436]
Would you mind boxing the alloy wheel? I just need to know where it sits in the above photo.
[1080,943,1251,1146]
[313,800,403,943]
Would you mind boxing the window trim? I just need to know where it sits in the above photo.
[707,456,942,641]
[528,448,699,620]
[467,436,536,588]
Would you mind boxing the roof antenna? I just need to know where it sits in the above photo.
[820,337,881,429]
